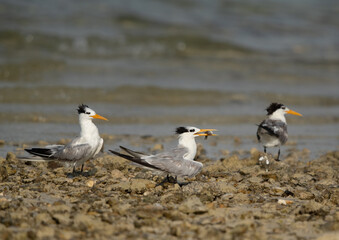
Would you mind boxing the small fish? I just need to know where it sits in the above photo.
[204,130,214,140]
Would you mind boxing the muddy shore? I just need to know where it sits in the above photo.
[0,141,338,240]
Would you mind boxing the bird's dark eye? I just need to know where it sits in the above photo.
[190,129,195,132]
[86,112,90,115]
[281,106,286,110]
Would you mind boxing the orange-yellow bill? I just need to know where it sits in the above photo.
[286,109,302,116]
[92,114,108,121]
[194,129,217,136]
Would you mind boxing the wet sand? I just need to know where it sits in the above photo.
[0,139,338,240]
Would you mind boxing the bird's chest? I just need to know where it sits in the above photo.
[261,135,281,147]
[88,137,101,149]
[184,151,196,160]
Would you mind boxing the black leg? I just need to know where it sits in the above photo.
[276,148,281,161]
[68,165,78,178]
[156,175,170,186]
[156,175,189,186]
[81,164,84,173]
[264,147,267,153]
[176,179,189,187]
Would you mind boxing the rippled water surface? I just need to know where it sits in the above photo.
[0,0,338,158]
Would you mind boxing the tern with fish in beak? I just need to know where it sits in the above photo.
[109,126,216,185]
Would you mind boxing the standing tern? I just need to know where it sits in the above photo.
[257,103,302,161]
[109,126,216,185]
[19,104,108,174]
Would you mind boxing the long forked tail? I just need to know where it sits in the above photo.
[17,157,51,162]
[119,146,148,158]
[108,149,160,170]
[17,148,55,162]
[25,148,53,158]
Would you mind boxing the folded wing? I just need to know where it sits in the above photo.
[145,147,203,177]
[22,143,92,163]
[257,119,288,144]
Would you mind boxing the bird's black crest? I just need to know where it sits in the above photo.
[266,103,284,115]
[77,104,89,114]
[175,127,189,134]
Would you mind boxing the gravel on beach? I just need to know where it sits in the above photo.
[0,145,338,240]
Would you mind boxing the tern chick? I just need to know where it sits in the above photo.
[257,103,302,161]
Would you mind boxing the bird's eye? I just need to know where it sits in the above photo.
[86,112,90,115]
[282,106,286,110]
[190,129,195,132]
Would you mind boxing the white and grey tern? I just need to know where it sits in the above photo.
[19,104,108,174]
[109,126,216,184]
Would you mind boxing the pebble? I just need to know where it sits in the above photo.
[111,169,125,179]
[178,196,208,214]
[86,179,96,187]
[277,199,294,205]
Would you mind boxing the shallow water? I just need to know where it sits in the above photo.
[0,0,338,159]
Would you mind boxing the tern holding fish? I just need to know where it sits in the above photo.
[109,126,216,185]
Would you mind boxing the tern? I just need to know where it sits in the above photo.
[19,104,108,174]
[109,126,216,185]
[257,103,302,161]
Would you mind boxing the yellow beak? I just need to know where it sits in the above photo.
[194,129,217,136]
[286,109,302,116]
[92,114,108,121]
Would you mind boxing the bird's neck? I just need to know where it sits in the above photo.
[268,112,286,123]
[178,135,197,160]
[80,118,100,140]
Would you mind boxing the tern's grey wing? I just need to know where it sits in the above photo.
[257,119,288,144]
[45,144,64,150]
[52,144,93,162]
[23,141,91,163]
[144,147,203,177]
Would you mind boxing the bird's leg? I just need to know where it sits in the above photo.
[156,175,186,186]
[276,148,281,161]
[264,147,267,153]
[81,164,84,173]
[67,165,78,178]
[156,175,171,186]
[156,175,191,187]
[175,176,190,187]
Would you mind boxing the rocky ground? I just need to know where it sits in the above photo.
[0,145,338,240]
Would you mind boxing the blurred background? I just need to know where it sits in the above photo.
[0,0,338,159]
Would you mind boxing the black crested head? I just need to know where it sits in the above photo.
[175,126,189,134]
[266,103,284,115]
[77,104,89,114]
